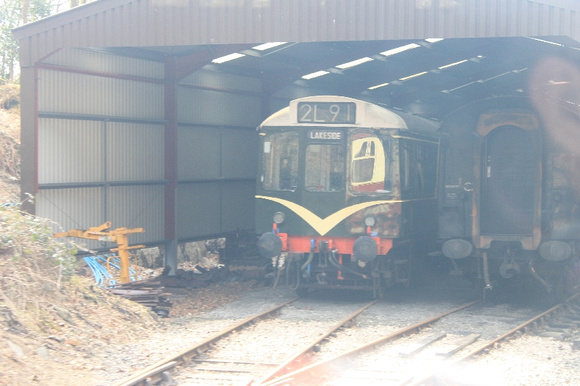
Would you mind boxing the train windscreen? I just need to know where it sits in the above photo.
[262,131,299,191]
[305,144,345,192]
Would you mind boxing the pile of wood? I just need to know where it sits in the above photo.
[109,279,172,317]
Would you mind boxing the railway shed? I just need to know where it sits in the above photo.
[12,0,580,273]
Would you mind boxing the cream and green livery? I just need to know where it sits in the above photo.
[256,96,440,297]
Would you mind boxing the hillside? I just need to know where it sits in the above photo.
[0,83,147,384]
[0,83,20,203]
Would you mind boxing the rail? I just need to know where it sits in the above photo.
[114,297,298,386]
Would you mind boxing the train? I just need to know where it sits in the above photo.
[438,96,580,297]
[255,95,580,298]
[255,95,440,297]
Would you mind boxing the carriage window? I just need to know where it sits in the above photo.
[401,140,438,198]
[350,134,386,192]
[305,145,345,192]
[262,132,299,191]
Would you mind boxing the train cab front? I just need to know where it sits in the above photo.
[253,95,440,297]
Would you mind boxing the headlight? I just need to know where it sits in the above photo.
[364,214,376,227]
[539,241,572,261]
[257,232,283,258]
[273,211,286,224]
[353,236,378,263]
[442,239,473,259]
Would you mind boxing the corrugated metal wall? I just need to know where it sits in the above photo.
[176,69,261,240]
[38,119,104,183]
[42,48,164,78]
[36,49,166,249]
[37,120,165,184]
[38,70,164,118]
[33,48,261,246]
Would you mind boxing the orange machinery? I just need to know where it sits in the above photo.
[54,221,144,283]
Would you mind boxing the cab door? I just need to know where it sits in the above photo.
[480,125,536,236]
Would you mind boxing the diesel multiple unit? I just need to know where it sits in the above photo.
[255,96,440,297]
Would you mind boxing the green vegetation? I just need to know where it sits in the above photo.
[1,0,95,83]
[0,200,78,331]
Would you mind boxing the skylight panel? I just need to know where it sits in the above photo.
[253,42,287,51]
[336,57,374,69]
[439,59,468,70]
[526,37,563,47]
[368,82,390,90]
[302,70,330,80]
[443,81,477,93]
[212,53,246,64]
[380,43,420,57]
[400,71,427,81]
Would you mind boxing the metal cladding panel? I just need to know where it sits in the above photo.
[13,0,580,66]
[38,69,164,119]
[221,128,258,180]
[272,86,330,105]
[176,183,221,239]
[181,69,261,93]
[177,87,261,126]
[37,186,163,248]
[37,187,107,251]
[42,48,164,79]
[106,122,165,181]
[221,180,255,233]
[269,98,293,115]
[178,126,258,180]
[178,126,220,180]
[38,119,104,184]
[106,185,165,244]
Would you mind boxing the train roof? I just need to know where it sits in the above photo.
[258,96,440,137]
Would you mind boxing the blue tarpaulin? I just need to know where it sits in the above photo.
[83,254,140,287]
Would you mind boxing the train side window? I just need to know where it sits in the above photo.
[420,142,438,196]
[262,131,299,191]
[401,143,410,194]
[401,141,438,198]
[350,134,386,192]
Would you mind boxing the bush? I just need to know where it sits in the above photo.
[0,202,77,328]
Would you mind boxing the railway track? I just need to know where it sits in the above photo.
[170,299,378,385]
[113,292,480,386]
[411,292,580,386]
[113,298,299,386]
[113,284,579,386]
[114,296,378,385]
[260,293,580,386]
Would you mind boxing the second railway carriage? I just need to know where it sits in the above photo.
[438,97,580,297]
[255,96,440,297]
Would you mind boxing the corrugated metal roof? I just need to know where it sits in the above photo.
[161,36,580,121]
[13,0,580,65]
[13,1,580,121]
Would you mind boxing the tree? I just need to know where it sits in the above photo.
[1,0,91,83]
[69,0,88,7]
[0,0,22,82]
[1,0,52,82]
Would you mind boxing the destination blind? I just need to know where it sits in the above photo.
[297,102,356,124]
[308,130,343,140]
